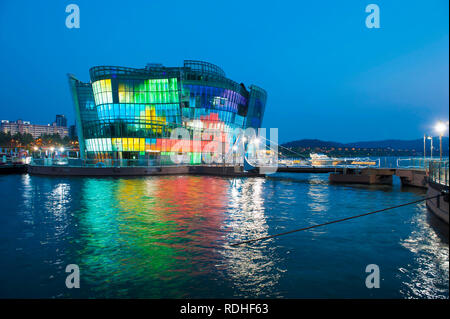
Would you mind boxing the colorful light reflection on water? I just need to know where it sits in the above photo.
[0,173,448,298]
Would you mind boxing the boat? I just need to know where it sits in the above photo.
[309,153,341,166]
[12,156,31,165]
[12,150,31,165]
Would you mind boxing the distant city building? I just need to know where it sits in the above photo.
[55,114,68,127]
[0,119,69,138]
[69,124,77,139]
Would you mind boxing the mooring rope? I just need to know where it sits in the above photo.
[230,194,444,247]
[258,135,308,159]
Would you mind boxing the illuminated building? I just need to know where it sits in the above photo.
[1,119,69,138]
[68,60,267,165]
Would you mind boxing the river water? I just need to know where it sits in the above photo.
[0,173,448,298]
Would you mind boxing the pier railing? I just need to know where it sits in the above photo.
[396,157,434,170]
[29,157,239,168]
[30,156,381,169]
[429,160,449,186]
[29,156,447,173]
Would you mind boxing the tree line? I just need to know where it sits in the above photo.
[0,131,77,148]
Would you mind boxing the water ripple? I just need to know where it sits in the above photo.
[0,173,447,298]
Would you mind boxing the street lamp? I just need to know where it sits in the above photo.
[435,121,447,161]
[423,134,426,161]
[427,136,433,160]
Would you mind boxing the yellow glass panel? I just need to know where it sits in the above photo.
[119,91,125,103]
[128,138,133,151]
[104,79,111,91]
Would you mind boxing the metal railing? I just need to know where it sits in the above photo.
[29,155,448,176]
[29,157,242,168]
[30,158,189,168]
[30,156,380,169]
[429,160,449,186]
[396,157,435,169]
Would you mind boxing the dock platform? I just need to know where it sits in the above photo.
[277,166,344,173]
[27,165,264,178]
[329,168,395,185]
[396,168,427,188]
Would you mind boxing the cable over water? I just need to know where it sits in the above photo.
[230,194,444,247]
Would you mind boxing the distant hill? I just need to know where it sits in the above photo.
[283,139,345,148]
[283,137,449,151]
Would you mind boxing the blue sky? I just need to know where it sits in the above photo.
[0,0,448,142]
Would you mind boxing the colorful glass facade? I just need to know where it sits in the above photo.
[68,60,267,165]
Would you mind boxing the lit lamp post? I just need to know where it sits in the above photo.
[423,134,426,161]
[49,147,55,161]
[33,146,39,160]
[435,121,447,161]
[427,136,433,160]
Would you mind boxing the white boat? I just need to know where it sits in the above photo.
[309,153,341,166]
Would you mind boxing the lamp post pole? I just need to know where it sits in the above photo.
[439,133,443,161]
[423,134,426,161]
[430,138,433,160]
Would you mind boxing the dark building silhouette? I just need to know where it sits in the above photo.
[55,114,67,127]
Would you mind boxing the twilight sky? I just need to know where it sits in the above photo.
[0,0,448,143]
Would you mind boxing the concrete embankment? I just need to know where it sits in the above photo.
[396,169,427,188]
[426,181,449,224]
[0,164,27,175]
[27,165,264,177]
[329,168,395,185]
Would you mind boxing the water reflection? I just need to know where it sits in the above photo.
[306,175,330,237]
[399,204,449,299]
[76,176,231,297]
[21,175,72,243]
[72,176,283,298]
[218,178,284,298]
[20,174,34,225]
[3,173,447,298]
[307,174,329,213]
[14,175,74,298]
